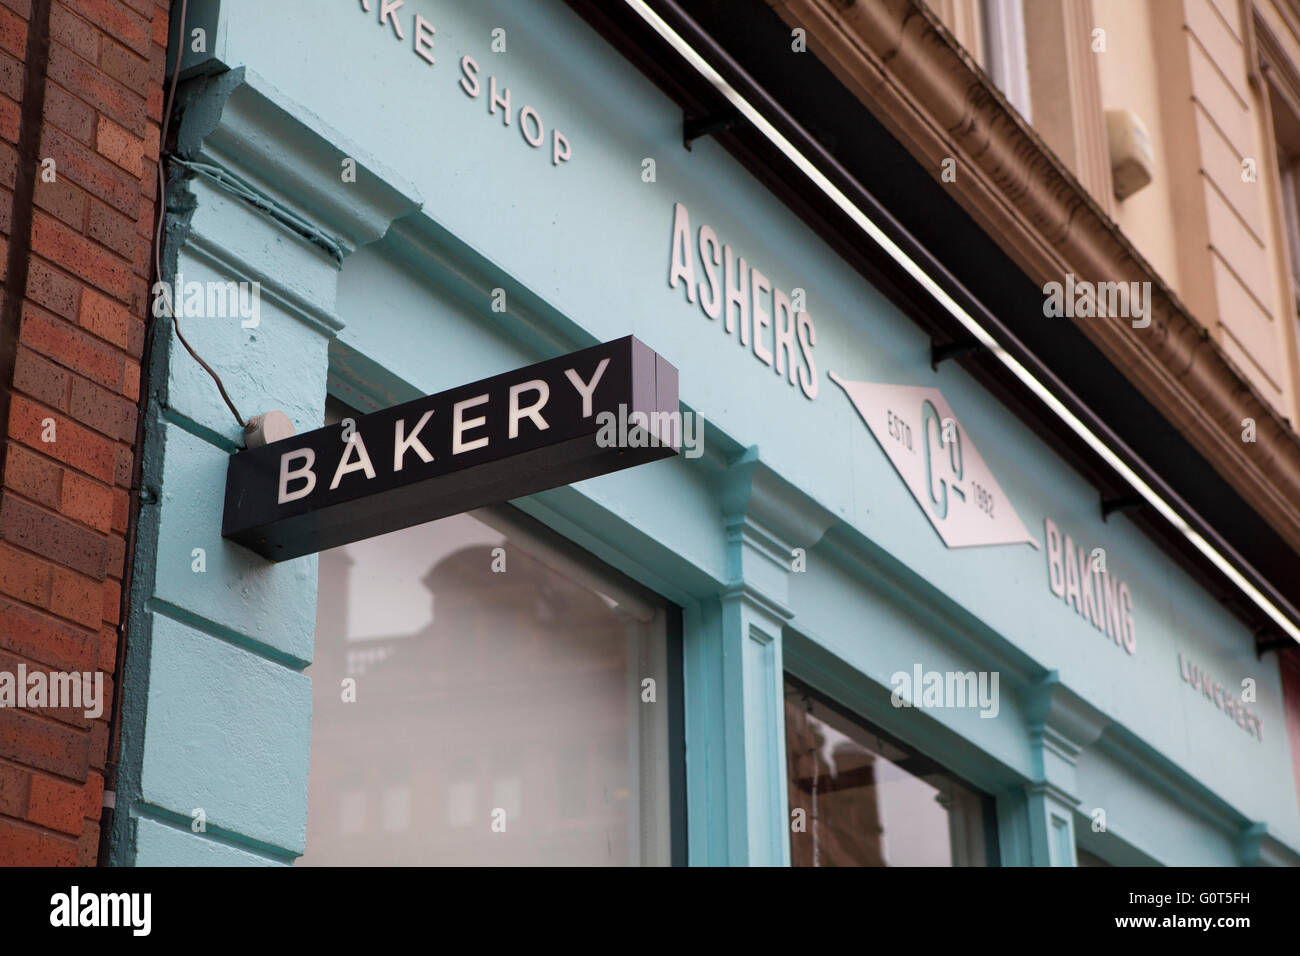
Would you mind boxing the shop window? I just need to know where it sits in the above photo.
[299,402,678,864]
[784,678,995,866]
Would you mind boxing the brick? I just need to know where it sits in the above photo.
[113,442,131,487]
[100,576,118,625]
[143,118,158,163]
[31,212,131,300]
[39,122,139,216]
[87,195,138,260]
[0,539,52,605]
[0,596,98,673]
[0,90,17,142]
[0,48,19,101]
[110,487,127,532]
[27,773,84,835]
[127,271,149,316]
[88,719,107,770]
[46,41,145,137]
[95,114,142,177]
[59,470,113,534]
[32,170,87,230]
[70,374,136,441]
[145,80,161,123]
[49,3,99,64]
[0,707,88,779]
[82,770,103,819]
[9,395,117,484]
[22,305,124,390]
[78,287,131,350]
[2,442,63,510]
[0,140,15,191]
[101,38,149,92]
[96,627,115,673]
[150,4,167,47]
[136,191,153,237]
[0,761,29,816]
[64,0,151,57]
[43,82,95,144]
[0,818,79,866]
[126,315,144,357]
[25,257,80,320]
[104,531,123,578]
[0,5,25,58]
[0,138,15,189]
[0,495,106,578]
[12,346,70,410]
[122,357,138,401]
[77,818,100,865]
[48,566,102,628]
[0,0,30,21]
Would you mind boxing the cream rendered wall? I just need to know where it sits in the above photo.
[1092,0,1188,305]
[1186,0,1295,418]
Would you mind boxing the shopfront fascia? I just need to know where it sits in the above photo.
[109,0,1300,866]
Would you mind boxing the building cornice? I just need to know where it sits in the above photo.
[766,0,1300,556]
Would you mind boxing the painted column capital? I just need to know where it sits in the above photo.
[176,67,424,263]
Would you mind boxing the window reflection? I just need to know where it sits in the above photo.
[785,679,992,866]
[299,499,671,866]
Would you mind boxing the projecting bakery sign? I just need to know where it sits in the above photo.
[223,338,678,561]
[829,375,1039,549]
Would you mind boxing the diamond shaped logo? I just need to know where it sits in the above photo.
[830,372,1039,550]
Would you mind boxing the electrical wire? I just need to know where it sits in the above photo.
[151,0,247,429]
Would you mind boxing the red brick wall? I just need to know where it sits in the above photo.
[0,0,166,866]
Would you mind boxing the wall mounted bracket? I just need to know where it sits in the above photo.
[684,108,740,150]
[930,337,988,370]
[1100,494,1144,521]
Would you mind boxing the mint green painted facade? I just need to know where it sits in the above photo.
[110,0,1300,866]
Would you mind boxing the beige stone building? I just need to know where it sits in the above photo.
[926,0,1300,422]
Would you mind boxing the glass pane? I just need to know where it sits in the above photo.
[784,679,991,866]
[299,502,671,866]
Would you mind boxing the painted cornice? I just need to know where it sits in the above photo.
[767,0,1300,557]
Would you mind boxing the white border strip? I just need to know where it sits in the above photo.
[625,0,1300,644]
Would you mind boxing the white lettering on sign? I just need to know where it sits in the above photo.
[1177,652,1262,741]
[393,409,435,472]
[508,380,550,438]
[459,56,571,166]
[668,202,817,400]
[1043,517,1136,655]
[828,375,1039,548]
[278,449,317,504]
[452,394,491,455]
[352,5,571,166]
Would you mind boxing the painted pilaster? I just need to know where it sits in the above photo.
[1021,673,1109,866]
[694,448,833,865]
[111,69,421,865]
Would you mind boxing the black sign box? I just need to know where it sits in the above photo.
[222,336,679,561]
